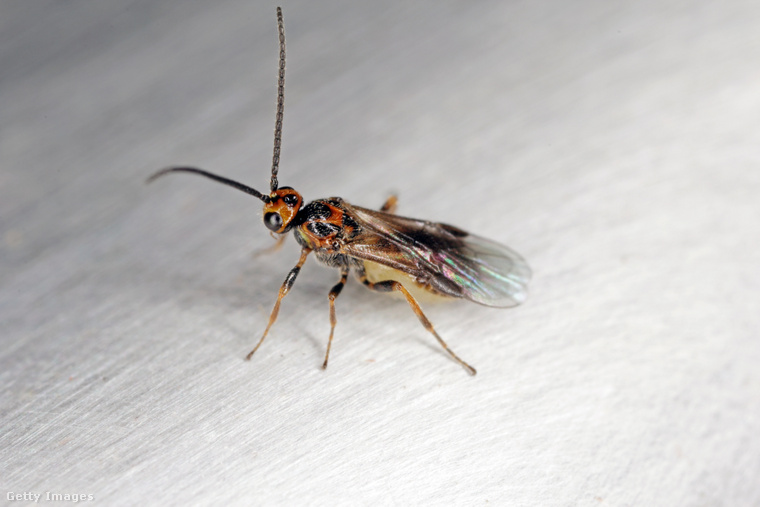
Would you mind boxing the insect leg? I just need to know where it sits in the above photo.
[379,195,398,214]
[246,248,311,360]
[252,233,287,259]
[357,272,476,375]
[324,265,350,369]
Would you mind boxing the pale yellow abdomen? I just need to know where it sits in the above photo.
[361,260,452,304]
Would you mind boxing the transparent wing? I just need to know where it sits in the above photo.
[342,204,532,308]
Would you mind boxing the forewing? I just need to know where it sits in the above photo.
[343,204,531,308]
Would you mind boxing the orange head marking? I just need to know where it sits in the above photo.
[263,187,303,233]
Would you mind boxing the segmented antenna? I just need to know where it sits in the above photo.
[147,167,269,202]
[270,7,286,192]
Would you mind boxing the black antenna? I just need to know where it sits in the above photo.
[147,167,269,202]
[270,6,286,192]
[147,9,286,202]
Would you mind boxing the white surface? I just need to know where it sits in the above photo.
[2,1,759,505]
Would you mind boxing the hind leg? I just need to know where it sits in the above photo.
[357,270,476,375]
[380,195,398,214]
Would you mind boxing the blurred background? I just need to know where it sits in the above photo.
[2,1,759,504]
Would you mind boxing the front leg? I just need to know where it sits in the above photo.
[357,269,476,375]
[323,265,350,369]
[246,248,311,360]
[251,233,287,259]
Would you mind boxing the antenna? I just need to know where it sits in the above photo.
[270,7,286,192]
[147,167,269,202]
[146,10,289,202]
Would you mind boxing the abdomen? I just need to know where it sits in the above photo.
[360,260,452,304]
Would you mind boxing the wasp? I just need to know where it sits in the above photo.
[148,7,531,375]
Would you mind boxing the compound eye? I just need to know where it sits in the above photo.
[283,194,299,206]
[264,212,283,232]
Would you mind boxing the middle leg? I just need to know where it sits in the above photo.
[324,266,350,369]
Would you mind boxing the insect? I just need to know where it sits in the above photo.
[148,7,531,375]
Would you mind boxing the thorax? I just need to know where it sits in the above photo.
[292,198,359,259]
